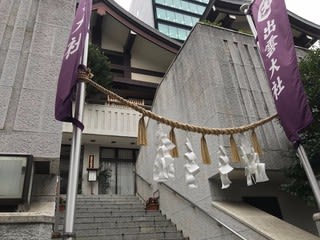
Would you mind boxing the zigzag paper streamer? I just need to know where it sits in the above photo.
[217,145,233,189]
[184,138,200,188]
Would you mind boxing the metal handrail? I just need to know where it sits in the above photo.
[136,191,147,205]
[135,172,152,187]
[134,172,152,204]
[158,182,248,240]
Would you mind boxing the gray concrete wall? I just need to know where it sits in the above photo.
[0,223,52,240]
[136,23,317,239]
[0,0,74,162]
[0,0,76,238]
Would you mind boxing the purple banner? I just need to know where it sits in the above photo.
[250,0,313,143]
[55,0,92,130]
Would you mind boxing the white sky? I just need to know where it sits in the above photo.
[114,0,320,25]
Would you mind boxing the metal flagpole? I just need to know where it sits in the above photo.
[63,32,89,240]
[240,2,320,211]
[297,145,320,209]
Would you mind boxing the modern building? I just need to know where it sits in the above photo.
[129,0,320,48]
[129,0,209,41]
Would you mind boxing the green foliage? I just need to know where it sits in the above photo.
[281,48,320,207]
[200,20,222,27]
[86,43,112,98]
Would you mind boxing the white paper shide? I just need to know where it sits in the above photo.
[153,124,176,182]
[184,138,200,188]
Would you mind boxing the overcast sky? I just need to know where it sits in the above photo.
[114,0,320,25]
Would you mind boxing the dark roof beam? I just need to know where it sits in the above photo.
[295,34,315,48]
[220,14,236,29]
[91,13,103,46]
[123,31,136,54]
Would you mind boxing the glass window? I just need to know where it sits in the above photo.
[196,5,205,14]
[101,148,115,159]
[156,8,167,20]
[0,156,27,198]
[184,15,193,26]
[164,0,173,6]
[158,23,169,35]
[192,16,199,25]
[175,12,184,24]
[181,1,190,11]
[168,26,178,39]
[178,28,188,40]
[118,149,133,159]
[166,10,175,21]
[155,0,165,4]
[193,0,209,3]
[176,0,182,9]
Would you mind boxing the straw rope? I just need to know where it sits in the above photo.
[79,69,278,135]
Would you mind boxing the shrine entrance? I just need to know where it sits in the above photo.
[98,148,137,195]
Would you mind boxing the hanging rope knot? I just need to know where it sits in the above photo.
[77,65,93,82]
[83,75,278,141]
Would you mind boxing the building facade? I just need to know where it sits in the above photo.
[130,0,209,41]
[135,22,320,239]
[0,0,76,238]
[1,0,320,239]
[59,0,181,196]
[129,0,320,47]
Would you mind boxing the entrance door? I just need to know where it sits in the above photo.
[99,148,136,195]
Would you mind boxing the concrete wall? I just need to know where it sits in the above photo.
[0,0,76,238]
[0,224,52,240]
[136,23,317,239]
[0,0,74,165]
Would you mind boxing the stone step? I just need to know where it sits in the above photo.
[59,214,168,223]
[74,236,188,240]
[74,205,146,211]
[75,203,144,209]
[76,198,141,202]
[55,195,188,240]
[76,195,140,201]
[60,210,161,218]
[75,230,185,240]
[59,224,178,235]
[73,208,158,214]
[58,219,174,229]
[76,194,137,198]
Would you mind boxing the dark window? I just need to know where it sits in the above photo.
[243,196,283,219]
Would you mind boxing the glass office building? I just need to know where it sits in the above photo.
[153,0,209,41]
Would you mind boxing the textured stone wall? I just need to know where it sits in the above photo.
[0,0,75,239]
[0,224,52,240]
[0,0,75,161]
[136,23,316,239]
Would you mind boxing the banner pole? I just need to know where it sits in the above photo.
[64,32,89,240]
[297,145,320,209]
[241,1,320,216]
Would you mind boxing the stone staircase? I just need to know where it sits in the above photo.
[56,195,188,240]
